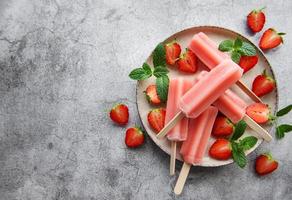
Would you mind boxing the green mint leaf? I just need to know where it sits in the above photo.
[238,136,258,151]
[239,42,256,56]
[231,51,241,64]
[276,124,292,139]
[276,104,292,117]
[153,43,166,67]
[142,63,152,75]
[153,66,169,78]
[234,38,243,49]
[230,120,247,141]
[129,68,151,80]
[231,141,247,168]
[218,40,234,52]
[156,75,169,102]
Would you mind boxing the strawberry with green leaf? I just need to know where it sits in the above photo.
[247,7,266,33]
[255,153,278,176]
[165,41,181,65]
[259,28,285,50]
[177,49,198,73]
[246,103,274,124]
[252,70,276,97]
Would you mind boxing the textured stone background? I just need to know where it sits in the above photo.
[0,0,291,199]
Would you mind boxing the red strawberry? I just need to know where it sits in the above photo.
[147,108,166,133]
[177,49,198,73]
[252,70,275,97]
[165,41,181,65]
[212,115,235,137]
[109,104,129,125]
[145,84,161,105]
[255,153,278,176]
[246,103,273,124]
[239,55,258,73]
[259,28,285,50]
[247,7,266,33]
[125,127,145,148]
[209,139,232,160]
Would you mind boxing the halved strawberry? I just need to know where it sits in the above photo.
[109,104,129,125]
[147,108,166,133]
[246,103,274,124]
[239,55,258,73]
[259,28,285,50]
[165,41,181,65]
[252,70,275,97]
[209,139,232,160]
[144,84,161,105]
[125,127,145,148]
[212,115,235,137]
[255,153,278,176]
[247,7,266,33]
[177,49,197,73]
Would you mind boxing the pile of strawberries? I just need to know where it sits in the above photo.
[109,7,287,176]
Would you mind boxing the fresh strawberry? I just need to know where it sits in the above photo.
[147,108,166,133]
[246,103,273,124]
[259,28,285,50]
[109,104,129,125]
[252,70,275,97]
[177,49,197,73]
[125,127,145,148]
[239,55,258,73]
[255,153,278,176]
[165,41,181,65]
[144,84,161,105]
[212,115,235,137]
[209,139,232,160]
[247,7,266,33]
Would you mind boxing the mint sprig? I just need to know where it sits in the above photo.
[276,104,292,117]
[218,38,257,63]
[129,42,170,102]
[228,120,258,168]
[152,43,166,67]
[272,104,292,139]
[156,75,169,102]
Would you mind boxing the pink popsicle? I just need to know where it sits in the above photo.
[165,78,193,141]
[180,106,218,164]
[189,33,227,69]
[197,71,247,123]
[179,59,243,118]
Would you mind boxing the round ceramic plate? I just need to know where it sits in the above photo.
[136,26,278,167]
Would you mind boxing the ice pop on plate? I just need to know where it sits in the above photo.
[165,78,193,175]
[156,59,243,139]
[189,32,262,103]
[174,106,218,195]
[196,71,272,141]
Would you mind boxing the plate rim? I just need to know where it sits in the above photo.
[135,25,278,167]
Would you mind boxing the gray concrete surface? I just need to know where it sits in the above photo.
[0,0,291,199]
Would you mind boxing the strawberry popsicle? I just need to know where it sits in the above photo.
[189,32,262,103]
[157,59,242,139]
[165,78,193,141]
[197,71,247,123]
[195,71,272,141]
[165,77,193,175]
[174,106,218,195]
[180,106,218,164]
[179,59,243,119]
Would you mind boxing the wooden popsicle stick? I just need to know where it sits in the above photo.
[236,80,263,103]
[243,114,272,142]
[170,141,177,176]
[156,111,184,139]
[174,162,191,195]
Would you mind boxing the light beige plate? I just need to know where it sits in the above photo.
[136,26,278,167]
